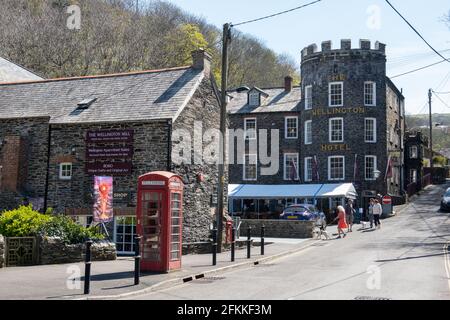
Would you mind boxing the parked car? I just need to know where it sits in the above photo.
[440,187,450,211]
[280,204,326,227]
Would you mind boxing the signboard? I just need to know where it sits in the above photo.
[93,176,113,223]
[86,162,132,175]
[113,191,131,203]
[142,180,165,186]
[86,146,133,159]
[86,130,134,143]
[382,196,392,205]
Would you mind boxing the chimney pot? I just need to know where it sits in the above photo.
[284,76,293,92]
[192,49,212,74]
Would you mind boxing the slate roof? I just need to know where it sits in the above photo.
[0,57,43,83]
[227,86,301,114]
[0,66,205,123]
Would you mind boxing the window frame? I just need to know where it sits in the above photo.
[305,85,313,110]
[284,116,298,139]
[328,156,345,181]
[304,157,313,182]
[59,162,73,180]
[328,81,344,107]
[243,154,258,181]
[364,81,377,106]
[244,117,257,140]
[248,92,260,106]
[329,118,344,143]
[410,146,418,159]
[365,155,377,181]
[304,120,312,145]
[364,118,377,143]
[283,153,299,181]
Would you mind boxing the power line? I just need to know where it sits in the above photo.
[231,0,322,27]
[434,91,450,94]
[432,91,450,109]
[389,59,448,79]
[384,0,450,64]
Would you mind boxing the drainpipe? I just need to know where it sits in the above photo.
[167,119,172,172]
[43,124,52,213]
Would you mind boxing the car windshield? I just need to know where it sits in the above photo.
[285,206,307,214]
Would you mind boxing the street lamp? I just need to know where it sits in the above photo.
[374,169,381,179]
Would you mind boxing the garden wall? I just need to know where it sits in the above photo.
[39,237,116,265]
[0,235,4,268]
[240,220,315,239]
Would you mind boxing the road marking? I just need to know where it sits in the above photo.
[444,241,450,292]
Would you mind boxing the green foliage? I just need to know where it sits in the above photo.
[433,155,447,166]
[0,205,104,244]
[37,215,104,244]
[0,205,52,237]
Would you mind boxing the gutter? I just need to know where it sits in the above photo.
[43,124,52,213]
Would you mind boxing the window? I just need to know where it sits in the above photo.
[365,156,377,181]
[329,197,344,210]
[304,120,312,145]
[364,81,376,106]
[305,85,313,109]
[284,153,299,180]
[328,156,345,181]
[114,216,137,254]
[304,157,313,182]
[244,118,257,140]
[243,154,257,181]
[365,118,377,143]
[329,82,343,107]
[329,118,344,143]
[410,169,417,183]
[285,117,298,139]
[410,146,418,159]
[249,92,260,106]
[59,162,72,180]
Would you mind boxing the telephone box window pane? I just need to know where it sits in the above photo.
[171,252,180,260]
[171,243,179,251]
[172,209,180,217]
[172,218,180,226]
[172,226,180,234]
[172,234,180,242]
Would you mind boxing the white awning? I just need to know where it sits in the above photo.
[228,183,357,199]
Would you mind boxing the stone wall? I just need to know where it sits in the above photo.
[39,237,116,265]
[240,219,315,238]
[0,235,4,268]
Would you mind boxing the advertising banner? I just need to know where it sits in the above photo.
[93,176,113,223]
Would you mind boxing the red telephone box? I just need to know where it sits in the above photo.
[136,171,184,272]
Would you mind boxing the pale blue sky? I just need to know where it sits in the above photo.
[168,0,450,115]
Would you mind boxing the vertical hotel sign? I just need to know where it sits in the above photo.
[85,130,134,175]
[93,176,113,222]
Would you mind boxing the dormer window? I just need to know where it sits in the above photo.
[249,92,260,106]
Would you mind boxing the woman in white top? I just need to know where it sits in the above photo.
[372,199,382,229]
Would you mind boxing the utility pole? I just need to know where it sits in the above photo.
[429,88,433,168]
[216,23,231,253]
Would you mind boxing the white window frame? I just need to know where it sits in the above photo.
[59,162,72,180]
[243,154,257,181]
[364,118,377,143]
[304,120,312,145]
[304,157,313,182]
[410,146,418,159]
[364,81,377,106]
[285,116,298,139]
[365,155,377,181]
[329,118,344,143]
[248,92,260,106]
[410,169,417,183]
[328,156,345,181]
[244,118,257,140]
[328,82,344,107]
[283,153,299,181]
[305,85,313,110]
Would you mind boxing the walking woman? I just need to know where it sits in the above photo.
[368,198,375,229]
[333,205,348,238]
[373,199,382,229]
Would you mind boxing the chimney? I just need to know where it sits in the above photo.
[192,49,212,75]
[284,76,293,92]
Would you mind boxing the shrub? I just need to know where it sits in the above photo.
[0,205,52,237]
[37,215,104,244]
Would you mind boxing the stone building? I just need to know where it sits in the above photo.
[227,39,406,219]
[0,50,223,254]
[404,131,428,191]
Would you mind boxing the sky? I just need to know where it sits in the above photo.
[166,0,450,115]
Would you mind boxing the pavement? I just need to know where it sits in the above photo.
[0,235,313,300]
[126,183,450,300]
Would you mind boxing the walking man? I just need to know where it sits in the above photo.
[345,199,355,232]
[373,198,382,229]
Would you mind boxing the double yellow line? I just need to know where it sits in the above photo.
[444,241,450,291]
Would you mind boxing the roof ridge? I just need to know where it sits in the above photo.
[0,65,192,86]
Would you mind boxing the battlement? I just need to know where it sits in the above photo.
[301,39,386,59]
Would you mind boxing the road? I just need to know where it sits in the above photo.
[128,183,450,300]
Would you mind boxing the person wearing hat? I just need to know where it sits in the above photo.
[345,198,355,232]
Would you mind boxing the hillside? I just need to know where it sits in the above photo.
[0,0,299,88]
[406,113,450,155]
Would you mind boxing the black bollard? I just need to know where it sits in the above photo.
[134,236,141,285]
[261,225,265,256]
[247,226,251,259]
[231,226,236,262]
[84,239,93,295]
[212,228,217,266]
